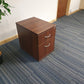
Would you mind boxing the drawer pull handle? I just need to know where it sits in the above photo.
[44,43,50,47]
[45,34,51,38]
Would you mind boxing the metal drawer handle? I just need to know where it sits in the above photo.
[44,43,50,47]
[45,34,51,38]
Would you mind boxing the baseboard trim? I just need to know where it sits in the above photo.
[0,35,18,45]
[49,19,56,23]
[67,9,80,16]
[0,19,56,45]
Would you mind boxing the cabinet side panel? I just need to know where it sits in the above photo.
[16,24,33,56]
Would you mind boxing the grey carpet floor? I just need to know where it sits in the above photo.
[0,10,84,84]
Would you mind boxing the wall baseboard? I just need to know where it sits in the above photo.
[0,35,18,46]
[0,19,56,46]
[67,9,80,16]
[49,19,56,23]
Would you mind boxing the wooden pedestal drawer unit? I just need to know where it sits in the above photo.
[16,17,56,61]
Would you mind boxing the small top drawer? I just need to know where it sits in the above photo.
[38,26,56,45]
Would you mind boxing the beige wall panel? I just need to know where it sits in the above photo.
[80,0,84,9]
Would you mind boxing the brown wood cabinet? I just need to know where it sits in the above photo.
[16,17,56,61]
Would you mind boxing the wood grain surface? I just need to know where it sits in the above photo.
[16,17,56,61]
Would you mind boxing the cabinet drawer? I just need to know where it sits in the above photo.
[38,37,55,60]
[38,26,56,45]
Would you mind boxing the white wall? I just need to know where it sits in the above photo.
[69,0,80,13]
[0,0,81,42]
[0,0,58,41]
